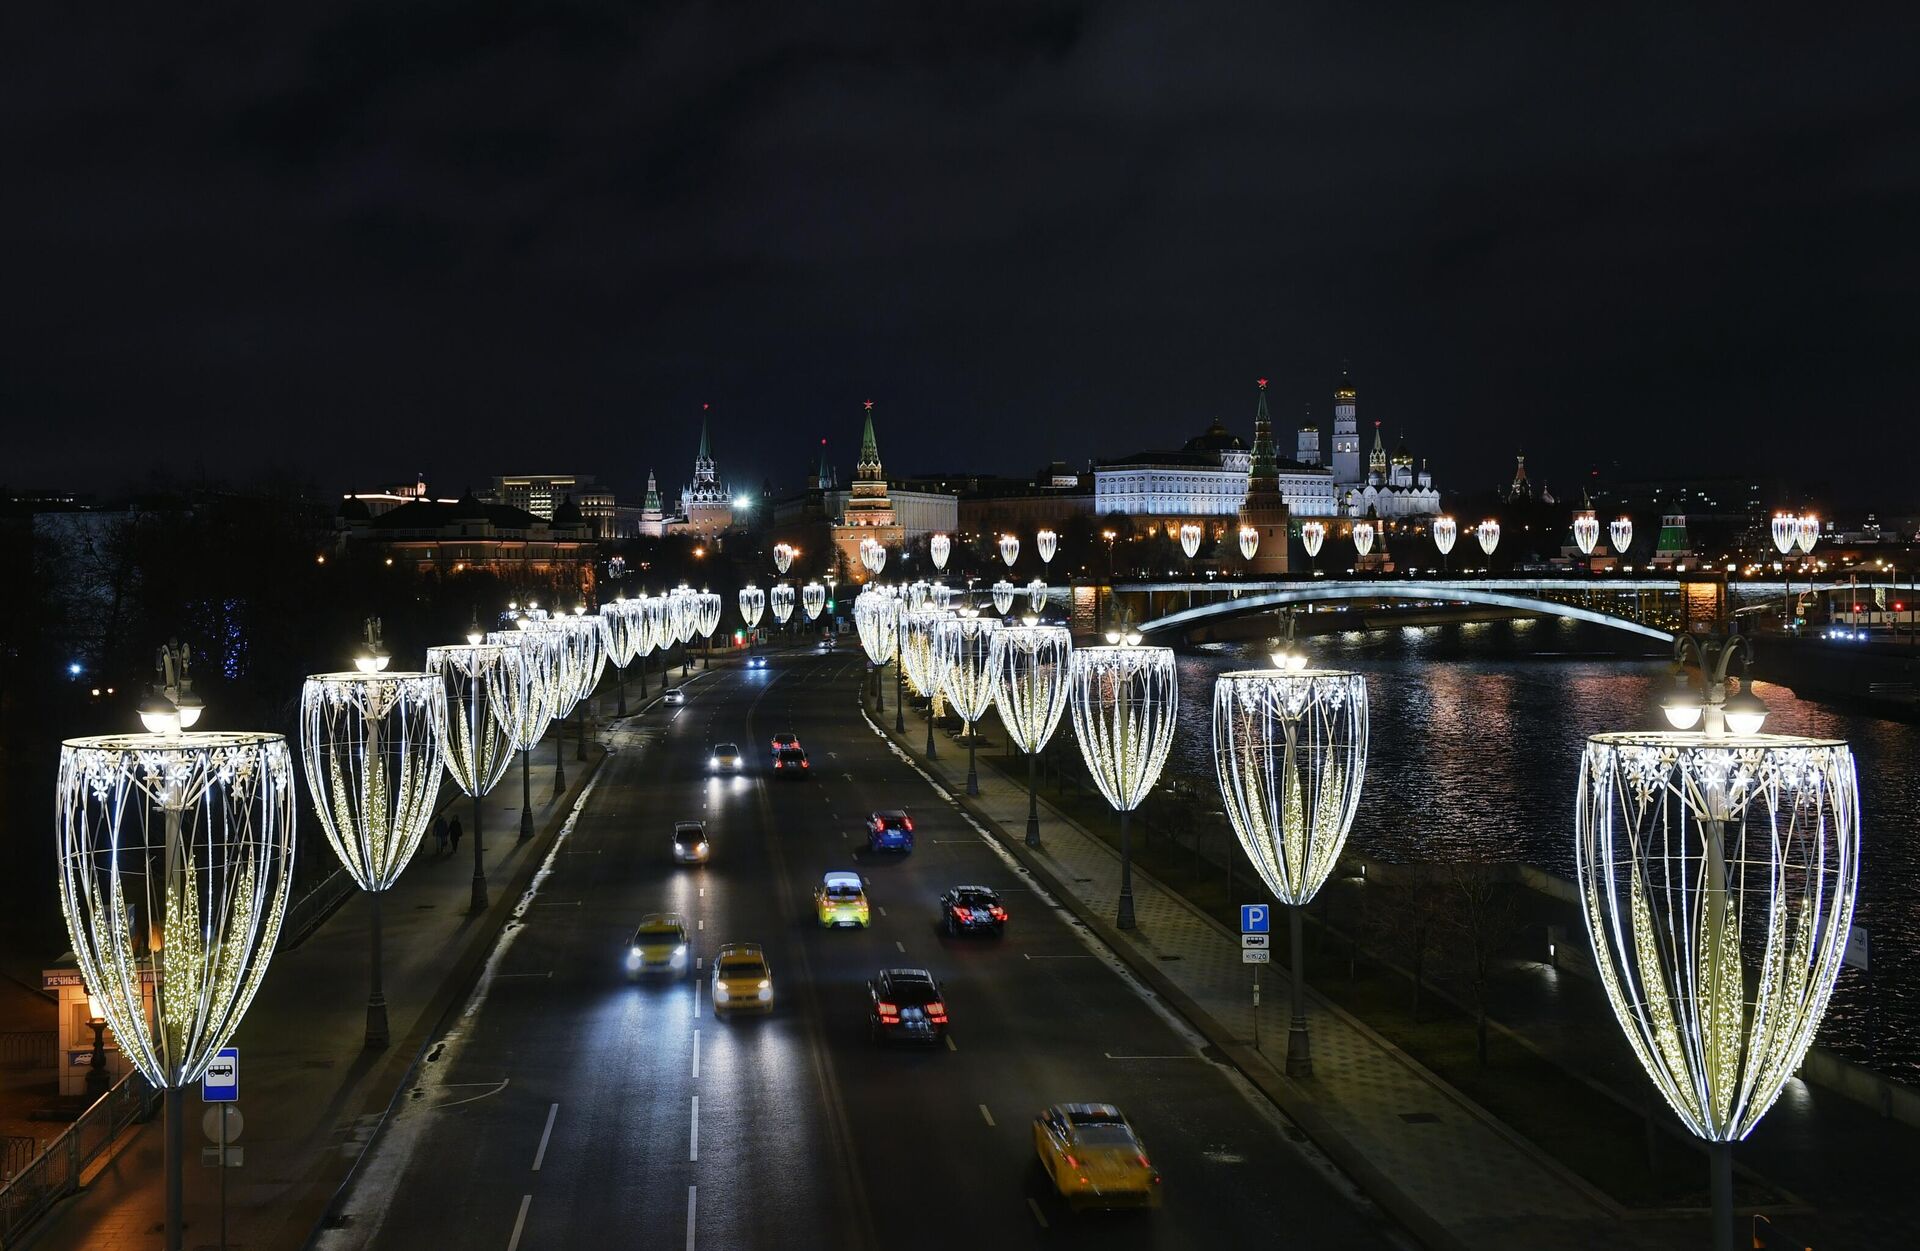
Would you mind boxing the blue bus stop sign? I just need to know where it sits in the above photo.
[202,1048,238,1103]
[1240,904,1269,935]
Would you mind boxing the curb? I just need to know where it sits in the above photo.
[300,738,610,1246]
[868,704,1471,1251]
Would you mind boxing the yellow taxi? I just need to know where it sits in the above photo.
[1032,1103,1162,1210]
[626,913,689,977]
[812,872,870,928]
[711,943,774,1017]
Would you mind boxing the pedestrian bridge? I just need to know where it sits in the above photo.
[1117,579,1839,644]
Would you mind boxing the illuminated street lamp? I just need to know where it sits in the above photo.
[994,622,1072,845]
[1577,629,1857,1251]
[354,617,391,673]
[487,631,555,841]
[931,533,951,572]
[58,671,295,1251]
[998,533,1020,568]
[1026,577,1048,616]
[1572,495,1600,557]
[803,581,826,622]
[695,589,722,669]
[1213,656,1368,1076]
[1300,521,1326,576]
[936,615,1003,796]
[991,579,1017,617]
[1476,519,1501,562]
[1352,521,1375,558]
[738,583,766,658]
[1611,516,1634,557]
[1179,523,1203,560]
[773,542,795,576]
[1037,529,1058,566]
[854,587,899,715]
[903,608,952,759]
[1432,516,1458,575]
[1069,635,1176,929]
[1239,525,1259,562]
[1796,514,1820,555]
[137,640,204,736]
[300,668,447,1048]
[427,643,514,912]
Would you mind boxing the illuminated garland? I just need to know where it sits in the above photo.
[993,625,1072,754]
[802,582,826,622]
[299,672,446,892]
[426,645,514,798]
[486,632,556,750]
[770,584,795,625]
[739,585,767,629]
[935,616,1003,727]
[57,732,296,1087]
[1575,732,1859,1142]
[1212,670,1369,906]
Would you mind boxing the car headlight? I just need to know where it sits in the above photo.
[696,842,708,854]
[626,948,641,968]
[757,979,770,990]
[713,983,730,1001]
[709,756,718,768]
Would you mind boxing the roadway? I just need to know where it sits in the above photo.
[321,646,1408,1250]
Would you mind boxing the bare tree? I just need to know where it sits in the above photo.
[1439,861,1521,1066]
[1370,873,1446,1020]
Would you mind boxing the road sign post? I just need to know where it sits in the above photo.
[1241,905,1269,1048]
[201,1049,238,1251]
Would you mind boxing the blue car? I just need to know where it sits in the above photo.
[866,810,914,853]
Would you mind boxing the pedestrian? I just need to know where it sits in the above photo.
[448,814,464,854]
[432,814,448,855]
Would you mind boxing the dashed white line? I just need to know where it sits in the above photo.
[877,906,887,918]
[690,1096,700,1161]
[978,1104,996,1127]
[946,1034,957,1052]
[531,1103,558,1171]
[687,1185,698,1249]
[692,1029,701,1079]
[1026,1197,1049,1229]
[894,941,906,953]
[693,980,702,1019]
[507,1194,532,1250]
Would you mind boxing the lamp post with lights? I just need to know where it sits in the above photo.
[1068,627,1176,930]
[994,620,1072,845]
[58,652,296,1251]
[1212,629,1368,1076]
[936,613,1003,797]
[1300,521,1326,576]
[1578,627,1856,1251]
[1432,516,1457,574]
[488,630,555,842]
[428,641,514,912]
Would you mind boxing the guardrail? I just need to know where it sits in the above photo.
[0,1034,56,1071]
[0,1071,155,1247]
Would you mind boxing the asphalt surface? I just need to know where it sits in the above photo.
[318,648,1409,1251]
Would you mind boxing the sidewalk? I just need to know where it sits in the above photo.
[873,707,1679,1251]
[21,727,605,1251]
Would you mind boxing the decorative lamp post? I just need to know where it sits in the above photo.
[1352,521,1375,558]
[739,583,766,656]
[854,588,899,714]
[1068,633,1177,929]
[1026,577,1048,616]
[936,615,1004,796]
[354,617,391,673]
[1213,653,1369,1077]
[932,582,957,610]
[999,533,1020,568]
[904,608,952,759]
[1576,631,1857,1251]
[1239,525,1259,562]
[991,580,1017,617]
[696,589,722,669]
[598,599,637,717]
[1796,514,1819,555]
[1432,516,1458,574]
[58,653,295,1251]
[1301,521,1326,575]
[931,533,951,571]
[487,632,555,841]
[773,542,795,576]
[84,992,110,1099]
[1477,519,1501,562]
[1573,498,1600,557]
[427,643,514,912]
[994,622,1072,845]
[1771,513,1801,627]
[1179,523,1203,560]
[771,583,795,626]
[300,669,446,1048]
[803,581,826,622]
[1611,516,1634,558]
[1037,529,1057,567]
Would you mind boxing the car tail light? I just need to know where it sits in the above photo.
[876,1001,898,1019]
[1065,1154,1079,1170]
[926,1001,946,1022]
[774,760,783,768]
[1138,1154,1151,1168]
[902,817,914,831]
[801,760,808,768]
[952,906,970,920]
[989,906,1008,921]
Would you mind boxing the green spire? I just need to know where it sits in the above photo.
[1248,377,1278,479]
[697,406,712,461]
[858,400,880,469]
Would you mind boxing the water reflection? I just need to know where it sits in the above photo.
[1172,617,1920,1078]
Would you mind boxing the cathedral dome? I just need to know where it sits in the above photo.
[1182,420,1246,455]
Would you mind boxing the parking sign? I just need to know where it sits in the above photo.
[1240,904,1269,935]
[202,1048,238,1103]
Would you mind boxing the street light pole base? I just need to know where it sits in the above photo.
[1025,753,1041,847]
[1285,1018,1313,1078]
[966,736,979,796]
[366,994,389,1049]
[470,872,489,914]
[1116,888,1136,930]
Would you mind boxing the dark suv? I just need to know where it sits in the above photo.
[867,968,948,1044]
[940,886,1008,936]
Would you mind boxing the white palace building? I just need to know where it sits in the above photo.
[1092,367,1441,524]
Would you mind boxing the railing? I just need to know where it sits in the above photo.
[0,1140,36,1184]
[0,1034,56,1071]
[0,1071,155,1247]
[283,866,356,950]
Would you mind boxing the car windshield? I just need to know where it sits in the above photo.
[825,884,860,899]
[719,958,762,976]
[637,926,681,940]
[955,891,996,906]
[1072,1125,1137,1149]
[714,743,739,755]
[777,749,805,762]
[886,979,938,1005]
[675,830,703,845]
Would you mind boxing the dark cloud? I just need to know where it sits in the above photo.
[4,2,1917,504]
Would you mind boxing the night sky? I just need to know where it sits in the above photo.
[7,4,1918,506]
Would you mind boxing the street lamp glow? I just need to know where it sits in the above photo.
[1573,503,1599,556]
[1770,513,1798,556]
[738,584,767,630]
[1036,529,1057,565]
[1179,523,1203,560]
[773,542,795,575]
[1796,514,1819,554]
[770,583,796,625]
[1477,519,1501,557]
[1611,517,1633,555]
[1431,516,1457,556]
[930,533,951,571]
[1352,521,1375,558]
[1301,521,1326,560]
[998,533,1020,568]
[1068,642,1177,929]
[1239,525,1259,561]
[802,582,826,621]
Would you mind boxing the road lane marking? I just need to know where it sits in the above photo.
[531,1103,558,1170]
[895,941,906,953]
[687,1185,697,1250]
[946,1034,957,1052]
[692,1029,701,1079]
[1026,1197,1049,1229]
[494,972,551,979]
[507,1194,532,1250]
[1104,1052,1201,1061]
[689,1096,700,1161]
[693,980,702,1019]
[978,1104,996,1127]
[877,906,887,917]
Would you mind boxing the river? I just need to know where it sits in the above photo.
[1166,616,1920,1079]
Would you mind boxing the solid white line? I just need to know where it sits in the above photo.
[978,1104,996,1127]
[1026,1197,1049,1229]
[507,1194,532,1250]
[692,1029,701,1080]
[687,1185,697,1250]
[531,1103,558,1171]
[690,1096,700,1161]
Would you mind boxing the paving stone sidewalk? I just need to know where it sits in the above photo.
[876,710,1699,1251]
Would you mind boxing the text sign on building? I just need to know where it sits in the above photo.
[202,1047,238,1103]
[1240,904,1269,935]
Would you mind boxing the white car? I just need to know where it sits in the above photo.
[673,821,710,864]
[663,688,686,706]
